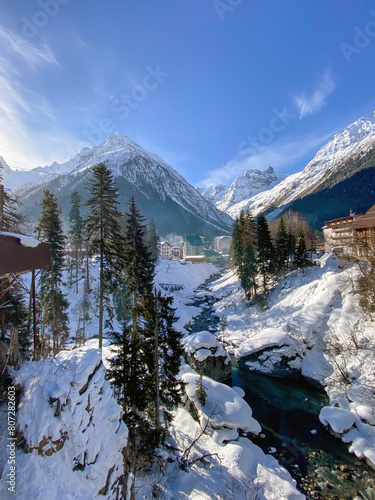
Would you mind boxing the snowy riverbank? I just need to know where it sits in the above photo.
[207,254,375,470]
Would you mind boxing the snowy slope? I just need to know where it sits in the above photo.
[227,113,375,218]
[209,255,375,468]
[217,166,280,212]
[0,157,43,191]
[197,184,228,205]
[0,345,128,500]
[12,132,233,235]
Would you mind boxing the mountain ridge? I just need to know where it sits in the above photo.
[8,133,233,238]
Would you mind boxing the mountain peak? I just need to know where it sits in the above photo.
[102,131,138,150]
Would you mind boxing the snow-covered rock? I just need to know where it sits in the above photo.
[4,346,128,499]
[181,363,261,436]
[183,330,232,382]
[235,328,303,378]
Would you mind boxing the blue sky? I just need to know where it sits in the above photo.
[1,1,375,187]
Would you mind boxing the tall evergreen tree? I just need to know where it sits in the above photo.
[274,216,289,273]
[241,210,258,299]
[85,163,123,349]
[231,210,245,271]
[108,197,183,455]
[295,232,310,271]
[153,291,184,431]
[68,191,83,294]
[36,190,69,355]
[256,212,275,293]
[144,217,160,263]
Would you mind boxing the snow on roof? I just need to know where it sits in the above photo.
[0,230,41,248]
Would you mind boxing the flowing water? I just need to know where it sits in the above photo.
[187,274,375,500]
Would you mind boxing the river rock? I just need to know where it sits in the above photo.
[235,328,303,378]
[183,330,232,382]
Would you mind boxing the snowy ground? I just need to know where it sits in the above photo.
[67,259,218,339]
[207,254,375,470]
[0,260,305,499]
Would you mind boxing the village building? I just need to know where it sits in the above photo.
[322,204,375,258]
[322,212,361,256]
[352,203,375,257]
[183,235,205,259]
[213,235,232,254]
[158,241,173,259]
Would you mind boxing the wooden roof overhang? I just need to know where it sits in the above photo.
[0,232,51,279]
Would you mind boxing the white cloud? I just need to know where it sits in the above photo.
[293,69,335,119]
[0,25,78,169]
[198,133,333,188]
[0,25,58,69]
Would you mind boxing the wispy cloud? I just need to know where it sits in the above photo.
[198,132,333,188]
[0,25,58,69]
[293,69,335,119]
[0,25,79,169]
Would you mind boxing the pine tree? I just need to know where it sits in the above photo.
[0,162,25,232]
[274,216,289,273]
[256,212,275,293]
[144,217,160,263]
[85,163,123,349]
[295,232,309,271]
[36,190,69,355]
[153,291,184,430]
[241,210,258,299]
[231,210,245,271]
[68,191,83,294]
[108,197,183,454]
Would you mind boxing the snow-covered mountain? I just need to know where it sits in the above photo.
[0,157,44,190]
[197,184,228,205]
[227,113,375,219]
[217,166,281,212]
[199,166,284,213]
[10,132,233,236]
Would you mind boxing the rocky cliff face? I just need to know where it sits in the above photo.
[12,344,128,499]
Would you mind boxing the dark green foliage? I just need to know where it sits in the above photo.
[294,233,310,271]
[144,217,160,263]
[231,210,258,299]
[241,210,258,299]
[85,163,123,348]
[274,216,289,272]
[68,191,83,294]
[36,190,69,355]
[154,291,184,426]
[108,197,183,453]
[256,213,275,293]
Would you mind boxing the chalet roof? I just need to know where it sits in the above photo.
[0,231,51,279]
[184,235,204,247]
[159,241,172,247]
[352,204,375,230]
[324,214,356,226]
